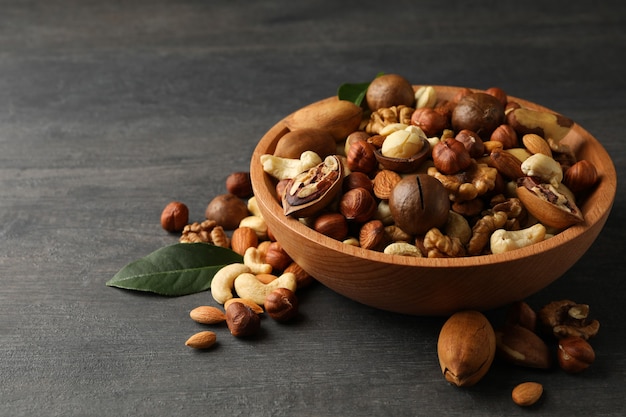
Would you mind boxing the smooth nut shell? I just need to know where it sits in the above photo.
[366,74,415,111]
[437,310,496,387]
[495,324,552,369]
[517,186,583,229]
[205,194,249,230]
[284,98,363,141]
[273,128,337,160]
[452,92,505,138]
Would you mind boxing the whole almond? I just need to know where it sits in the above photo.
[185,331,217,349]
[230,227,258,256]
[224,298,264,314]
[495,324,552,369]
[522,133,552,157]
[437,310,496,387]
[489,149,524,179]
[512,382,543,407]
[189,306,226,324]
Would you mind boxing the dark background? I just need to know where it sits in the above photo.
[1,1,624,416]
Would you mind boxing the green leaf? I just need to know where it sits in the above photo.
[337,72,385,106]
[106,243,243,296]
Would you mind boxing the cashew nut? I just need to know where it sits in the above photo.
[210,263,251,304]
[260,151,322,180]
[383,242,423,257]
[239,215,268,240]
[234,272,297,305]
[243,246,273,274]
[444,210,472,245]
[247,196,263,218]
[490,223,547,254]
[521,153,563,187]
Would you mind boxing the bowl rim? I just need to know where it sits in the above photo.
[251,85,617,269]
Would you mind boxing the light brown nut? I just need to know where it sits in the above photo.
[373,169,402,200]
[224,298,264,314]
[284,98,363,141]
[437,310,496,387]
[230,227,259,256]
[160,201,189,233]
[512,382,543,407]
[185,331,217,349]
[557,336,595,373]
[522,133,552,157]
[284,262,314,288]
[189,306,226,324]
[495,325,552,369]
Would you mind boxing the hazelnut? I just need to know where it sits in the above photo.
[389,174,450,236]
[365,74,415,111]
[563,160,598,193]
[160,201,189,233]
[339,187,378,223]
[557,336,595,373]
[454,129,485,158]
[432,137,472,174]
[490,124,519,149]
[264,288,299,322]
[485,86,508,108]
[264,241,292,272]
[452,92,505,139]
[226,302,261,337]
[359,219,387,251]
[410,107,449,137]
[343,171,374,194]
[225,172,253,198]
[205,194,249,230]
[314,213,349,241]
[346,139,377,174]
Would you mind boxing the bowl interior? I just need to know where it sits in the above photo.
[250,86,616,315]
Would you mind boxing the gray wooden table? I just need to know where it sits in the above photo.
[2,1,625,416]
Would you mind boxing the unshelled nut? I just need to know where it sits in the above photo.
[557,336,595,373]
[225,171,253,198]
[205,194,249,230]
[225,302,261,337]
[313,213,349,241]
[495,324,552,369]
[160,201,189,233]
[432,137,471,174]
[264,288,299,322]
[264,241,292,271]
[437,310,496,387]
[339,187,378,223]
[185,331,217,349]
[512,382,543,407]
[563,159,598,193]
[230,226,259,256]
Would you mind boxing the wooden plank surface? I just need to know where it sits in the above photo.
[1,1,625,416]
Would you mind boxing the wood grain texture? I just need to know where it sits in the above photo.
[1,1,626,416]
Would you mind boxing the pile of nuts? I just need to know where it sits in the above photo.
[160,171,312,349]
[259,74,599,257]
[437,299,600,407]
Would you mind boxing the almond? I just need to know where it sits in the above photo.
[224,298,264,314]
[522,133,552,157]
[189,306,227,324]
[489,149,524,179]
[185,331,217,349]
[512,382,543,407]
[230,227,258,256]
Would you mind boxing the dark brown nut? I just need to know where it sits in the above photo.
[563,160,598,193]
[485,87,508,108]
[410,107,449,137]
[432,137,472,174]
[226,302,261,337]
[451,87,474,103]
[225,171,253,198]
[160,201,189,233]
[346,139,377,174]
[365,73,415,111]
[264,241,292,272]
[313,212,349,241]
[283,155,344,218]
[264,288,299,322]
[505,301,537,332]
[489,149,525,180]
[454,129,484,158]
[557,336,595,373]
[359,219,387,251]
[451,92,505,139]
[389,174,450,236]
[273,128,337,160]
[538,299,600,340]
[284,98,363,141]
[495,324,552,369]
[339,187,378,223]
[343,171,374,194]
[490,124,519,149]
[205,194,249,230]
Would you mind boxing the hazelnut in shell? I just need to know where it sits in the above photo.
[389,174,450,236]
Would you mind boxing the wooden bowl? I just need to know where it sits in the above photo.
[250,86,616,316]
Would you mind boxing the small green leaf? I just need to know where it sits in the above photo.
[337,72,385,106]
[106,243,243,296]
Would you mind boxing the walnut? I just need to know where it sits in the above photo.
[427,162,498,203]
[467,211,507,255]
[490,196,527,230]
[423,228,466,258]
[210,225,230,248]
[538,300,600,340]
[180,220,218,243]
[365,105,414,134]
